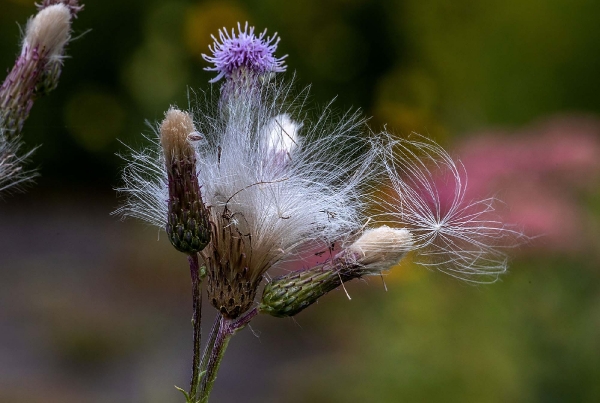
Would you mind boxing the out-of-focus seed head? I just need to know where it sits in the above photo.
[24,4,71,61]
[37,0,84,17]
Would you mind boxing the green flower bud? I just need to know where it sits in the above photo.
[260,227,413,317]
[259,257,361,318]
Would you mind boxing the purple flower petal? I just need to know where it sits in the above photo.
[202,22,287,83]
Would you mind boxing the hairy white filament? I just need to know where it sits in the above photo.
[117,79,383,280]
[379,135,524,283]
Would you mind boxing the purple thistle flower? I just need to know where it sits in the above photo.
[202,22,287,83]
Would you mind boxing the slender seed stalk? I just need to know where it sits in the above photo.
[199,308,258,402]
[199,315,231,403]
[188,253,202,400]
[198,314,221,381]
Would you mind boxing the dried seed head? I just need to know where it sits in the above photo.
[202,226,263,319]
[161,108,211,255]
[24,4,71,60]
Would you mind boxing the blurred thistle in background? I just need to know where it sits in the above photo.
[118,21,522,402]
[0,1,82,194]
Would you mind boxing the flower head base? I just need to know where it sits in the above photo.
[202,22,287,84]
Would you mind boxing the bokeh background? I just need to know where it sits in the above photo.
[1,0,600,402]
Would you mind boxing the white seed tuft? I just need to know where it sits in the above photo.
[261,113,302,155]
[347,226,413,270]
[117,79,384,281]
[379,135,524,283]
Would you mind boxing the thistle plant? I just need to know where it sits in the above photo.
[0,0,82,194]
[118,22,522,402]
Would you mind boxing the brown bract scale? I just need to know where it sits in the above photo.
[201,213,262,319]
[161,109,210,255]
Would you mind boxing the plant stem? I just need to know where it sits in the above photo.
[198,314,220,379]
[188,253,202,400]
[199,308,258,403]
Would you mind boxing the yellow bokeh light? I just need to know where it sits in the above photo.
[385,255,426,285]
[184,1,248,61]
[65,89,125,152]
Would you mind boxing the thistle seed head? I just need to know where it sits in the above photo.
[202,223,263,319]
[380,135,525,283]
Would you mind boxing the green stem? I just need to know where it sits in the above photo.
[199,308,258,403]
[188,253,202,400]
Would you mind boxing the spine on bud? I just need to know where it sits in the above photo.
[161,108,211,254]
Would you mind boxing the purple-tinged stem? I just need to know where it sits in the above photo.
[0,45,44,136]
[198,313,220,381]
[199,308,258,402]
[188,253,202,399]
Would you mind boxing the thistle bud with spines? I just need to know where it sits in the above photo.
[260,227,413,318]
[160,108,211,254]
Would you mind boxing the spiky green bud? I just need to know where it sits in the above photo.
[260,227,413,317]
[259,257,361,318]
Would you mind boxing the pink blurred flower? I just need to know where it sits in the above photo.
[454,115,600,252]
